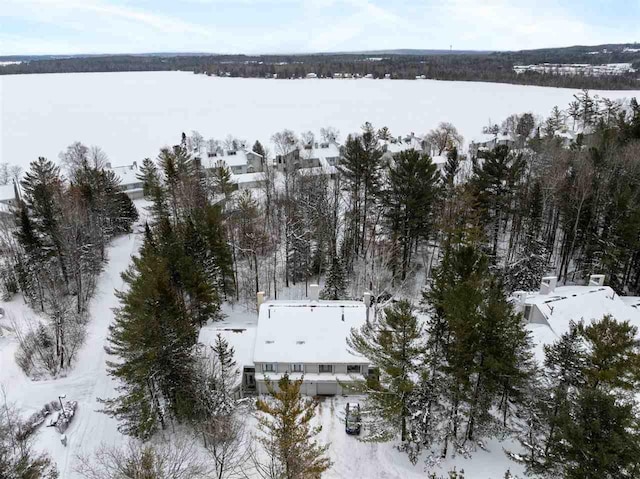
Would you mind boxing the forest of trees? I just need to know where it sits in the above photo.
[4,89,640,477]
[2,42,640,89]
[0,144,138,377]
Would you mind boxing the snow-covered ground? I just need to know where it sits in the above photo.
[0,211,146,478]
[2,71,639,169]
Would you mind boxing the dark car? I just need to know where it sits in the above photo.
[345,402,362,435]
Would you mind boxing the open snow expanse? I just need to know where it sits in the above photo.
[2,71,639,169]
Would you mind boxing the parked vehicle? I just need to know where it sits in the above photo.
[345,402,361,435]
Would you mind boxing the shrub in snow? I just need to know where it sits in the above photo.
[15,323,58,377]
[50,401,78,433]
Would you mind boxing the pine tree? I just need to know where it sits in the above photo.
[211,164,235,201]
[252,140,266,159]
[504,238,549,293]
[101,236,199,439]
[320,255,347,300]
[444,147,460,187]
[347,300,424,444]
[384,149,440,280]
[555,388,640,479]
[338,122,383,264]
[137,157,168,221]
[471,145,526,261]
[193,334,239,431]
[21,157,68,285]
[422,241,532,456]
[256,373,332,479]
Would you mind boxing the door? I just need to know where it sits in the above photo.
[316,382,338,396]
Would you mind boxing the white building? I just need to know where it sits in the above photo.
[106,162,145,200]
[203,147,264,175]
[251,286,371,396]
[0,183,18,217]
[515,275,640,361]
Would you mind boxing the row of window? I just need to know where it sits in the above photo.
[261,364,362,374]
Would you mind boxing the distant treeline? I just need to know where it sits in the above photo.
[2,43,640,89]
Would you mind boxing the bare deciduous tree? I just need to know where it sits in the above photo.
[76,438,210,479]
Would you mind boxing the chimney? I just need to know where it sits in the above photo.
[589,274,605,286]
[539,276,557,295]
[309,284,319,301]
[363,291,372,322]
[256,291,265,313]
[512,291,527,314]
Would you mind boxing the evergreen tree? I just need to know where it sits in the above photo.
[193,334,238,429]
[21,157,68,285]
[443,147,460,187]
[471,145,525,261]
[384,149,440,280]
[319,255,347,300]
[211,164,235,200]
[137,157,168,221]
[422,241,532,456]
[102,236,199,439]
[555,388,640,479]
[252,140,266,159]
[256,374,332,479]
[504,237,549,293]
[347,300,424,444]
[338,122,383,265]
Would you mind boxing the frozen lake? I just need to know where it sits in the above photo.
[1,71,639,169]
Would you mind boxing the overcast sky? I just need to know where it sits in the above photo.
[1,0,638,56]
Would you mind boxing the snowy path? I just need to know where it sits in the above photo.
[0,220,144,477]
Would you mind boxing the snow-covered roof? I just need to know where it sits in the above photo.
[232,172,265,184]
[381,135,424,155]
[204,149,252,168]
[108,163,140,186]
[253,300,368,364]
[0,183,16,203]
[523,285,640,359]
[199,326,257,370]
[300,142,341,168]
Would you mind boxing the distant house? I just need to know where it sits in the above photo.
[233,172,266,191]
[251,286,371,396]
[275,148,301,173]
[204,147,265,175]
[106,162,144,200]
[0,182,18,218]
[468,132,514,156]
[380,133,427,163]
[300,141,340,173]
[514,275,640,361]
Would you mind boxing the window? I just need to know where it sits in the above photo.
[347,365,361,374]
[263,363,275,373]
[319,364,333,373]
[292,364,303,373]
[524,305,532,322]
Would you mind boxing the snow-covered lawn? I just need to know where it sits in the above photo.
[2,71,639,168]
[318,395,524,479]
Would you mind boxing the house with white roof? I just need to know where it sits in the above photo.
[106,162,145,200]
[468,132,514,156]
[202,147,265,176]
[514,275,640,361]
[0,182,18,217]
[251,286,371,396]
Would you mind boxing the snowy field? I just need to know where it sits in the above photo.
[1,71,639,169]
